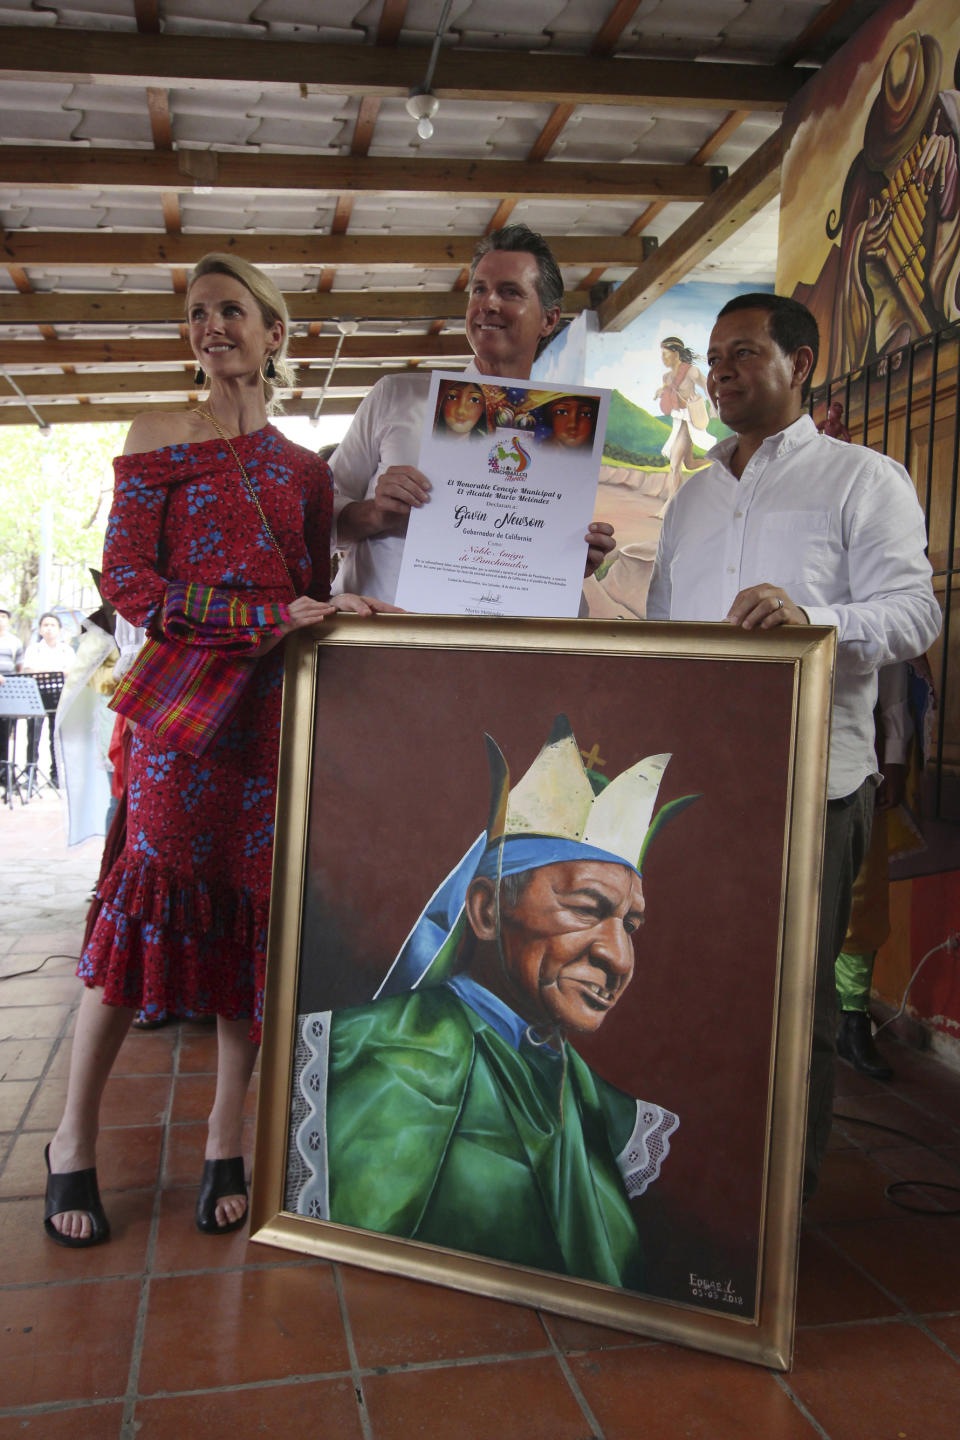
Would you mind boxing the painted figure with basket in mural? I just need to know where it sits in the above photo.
[815,30,960,375]
[653,337,715,509]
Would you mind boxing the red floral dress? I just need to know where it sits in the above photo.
[79,426,332,1042]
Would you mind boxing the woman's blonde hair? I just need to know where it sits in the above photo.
[188,253,295,413]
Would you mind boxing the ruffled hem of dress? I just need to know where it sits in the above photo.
[77,855,267,1043]
[95,852,269,945]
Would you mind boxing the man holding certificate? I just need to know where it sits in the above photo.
[329,225,615,616]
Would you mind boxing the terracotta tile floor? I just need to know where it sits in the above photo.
[2,794,960,1438]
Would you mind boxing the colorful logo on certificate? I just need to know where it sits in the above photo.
[488,436,532,476]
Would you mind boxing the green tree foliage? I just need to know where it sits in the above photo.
[0,423,127,641]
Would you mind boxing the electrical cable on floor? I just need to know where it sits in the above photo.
[0,954,79,981]
[831,1114,960,1214]
[874,934,957,1036]
[830,928,960,1214]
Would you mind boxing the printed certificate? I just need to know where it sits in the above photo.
[394,372,609,617]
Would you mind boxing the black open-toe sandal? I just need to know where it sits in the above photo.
[43,1143,111,1248]
[195,1157,248,1234]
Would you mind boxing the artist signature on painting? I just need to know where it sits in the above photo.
[688,1273,744,1307]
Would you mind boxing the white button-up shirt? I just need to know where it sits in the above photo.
[330,364,477,603]
[647,415,941,798]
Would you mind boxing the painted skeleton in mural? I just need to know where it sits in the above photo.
[827,31,960,375]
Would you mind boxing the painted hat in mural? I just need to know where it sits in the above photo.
[374,714,698,1000]
[864,31,942,173]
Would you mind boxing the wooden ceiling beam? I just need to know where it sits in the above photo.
[0,27,804,110]
[689,109,751,165]
[0,289,587,324]
[0,396,363,427]
[160,193,182,232]
[7,365,419,399]
[350,96,381,158]
[0,232,651,269]
[145,87,173,150]
[2,257,58,347]
[376,0,408,47]
[527,103,576,163]
[0,334,473,365]
[0,147,721,202]
[133,1,160,34]
[778,0,861,66]
[577,107,751,292]
[597,127,783,331]
[591,1,643,56]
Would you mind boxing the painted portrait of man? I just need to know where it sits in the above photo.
[286,715,696,1291]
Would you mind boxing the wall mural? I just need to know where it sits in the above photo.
[533,282,769,618]
[778,0,960,386]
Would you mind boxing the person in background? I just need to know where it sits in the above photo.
[23,612,75,789]
[0,604,24,804]
[835,662,917,1080]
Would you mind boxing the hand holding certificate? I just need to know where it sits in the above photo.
[394,372,610,618]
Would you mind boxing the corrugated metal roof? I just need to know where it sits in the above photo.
[0,0,873,425]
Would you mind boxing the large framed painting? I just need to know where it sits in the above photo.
[251,615,836,1370]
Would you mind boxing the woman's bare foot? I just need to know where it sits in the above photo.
[45,1132,98,1241]
[204,1123,247,1229]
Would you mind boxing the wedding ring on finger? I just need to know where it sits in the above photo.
[775,598,784,610]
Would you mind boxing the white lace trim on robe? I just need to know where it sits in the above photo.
[291,1010,332,1219]
[616,1100,679,1198]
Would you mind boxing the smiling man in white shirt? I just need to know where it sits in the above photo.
[329,224,614,604]
[647,292,941,1198]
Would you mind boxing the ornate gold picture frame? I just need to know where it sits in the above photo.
[251,615,836,1371]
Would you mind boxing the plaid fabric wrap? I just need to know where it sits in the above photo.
[109,584,291,757]
[108,636,256,757]
[161,581,289,652]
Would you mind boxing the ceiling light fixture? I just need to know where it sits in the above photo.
[404,0,454,142]
[405,88,440,142]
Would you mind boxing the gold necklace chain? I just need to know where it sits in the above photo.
[193,407,296,598]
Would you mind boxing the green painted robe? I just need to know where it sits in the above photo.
[288,987,678,1291]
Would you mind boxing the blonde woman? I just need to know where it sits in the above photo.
[44,255,391,1246]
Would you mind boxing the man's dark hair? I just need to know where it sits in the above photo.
[496,868,535,912]
[715,293,820,402]
[469,225,564,357]
[457,866,534,971]
[38,611,60,627]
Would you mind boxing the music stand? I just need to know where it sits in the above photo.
[24,670,65,796]
[0,675,46,807]
[32,670,66,711]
